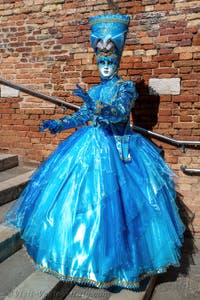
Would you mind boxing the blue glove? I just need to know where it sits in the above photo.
[73,84,95,111]
[40,120,62,134]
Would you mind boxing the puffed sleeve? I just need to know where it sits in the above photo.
[40,103,93,134]
[95,81,138,123]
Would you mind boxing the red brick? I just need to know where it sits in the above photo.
[159,109,172,116]
[160,28,184,36]
[134,62,158,69]
[173,122,198,129]
[168,34,192,42]
[167,156,178,164]
[180,115,193,122]
[182,81,198,87]
[158,116,178,122]
[155,4,174,11]
[128,7,145,13]
[159,49,173,55]
[173,95,199,102]
[179,67,193,74]
[140,37,153,44]
[179,39,192,47]
[193,33,200,45]
[159,0,172,3]
[153,54,179,61]
[179,53,193,60]
[153,68,178,74]
[160,61,172,67]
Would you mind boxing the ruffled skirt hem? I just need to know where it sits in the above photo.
[34,260,179,289]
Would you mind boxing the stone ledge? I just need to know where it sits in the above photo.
[0,85,20,98]
[149,78,181,95]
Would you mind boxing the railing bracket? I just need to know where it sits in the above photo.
[181,165,200,176]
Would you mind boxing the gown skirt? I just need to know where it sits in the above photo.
[4,124,185,289]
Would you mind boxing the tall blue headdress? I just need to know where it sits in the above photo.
[89,14,130,66]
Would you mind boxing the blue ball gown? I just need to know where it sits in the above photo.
[4,74,185,289]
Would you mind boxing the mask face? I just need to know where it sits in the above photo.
[98,58,117,78]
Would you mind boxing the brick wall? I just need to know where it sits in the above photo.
[0,0,200,234]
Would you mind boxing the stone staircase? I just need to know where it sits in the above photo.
[0,154,156,300]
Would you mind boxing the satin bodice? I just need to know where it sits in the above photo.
[59,75,138,161]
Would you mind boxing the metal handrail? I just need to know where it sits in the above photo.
[181,166,200,176]
[132,125,200,150]
[0,78,79,110]
[132,126,200,176]
[0,77,200,176]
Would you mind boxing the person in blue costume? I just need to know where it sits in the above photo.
[4,14,185,289]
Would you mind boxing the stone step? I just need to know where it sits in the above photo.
[0,168,35,206]
[65,276,157,300]
[0,154,18,172]
[65,285,110,300]
[4,269,75,300]
[0,165,34,183]
[0,248,34,300]
[0,192,21,264]
[0,200,16,224]
[0,224,22,263]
